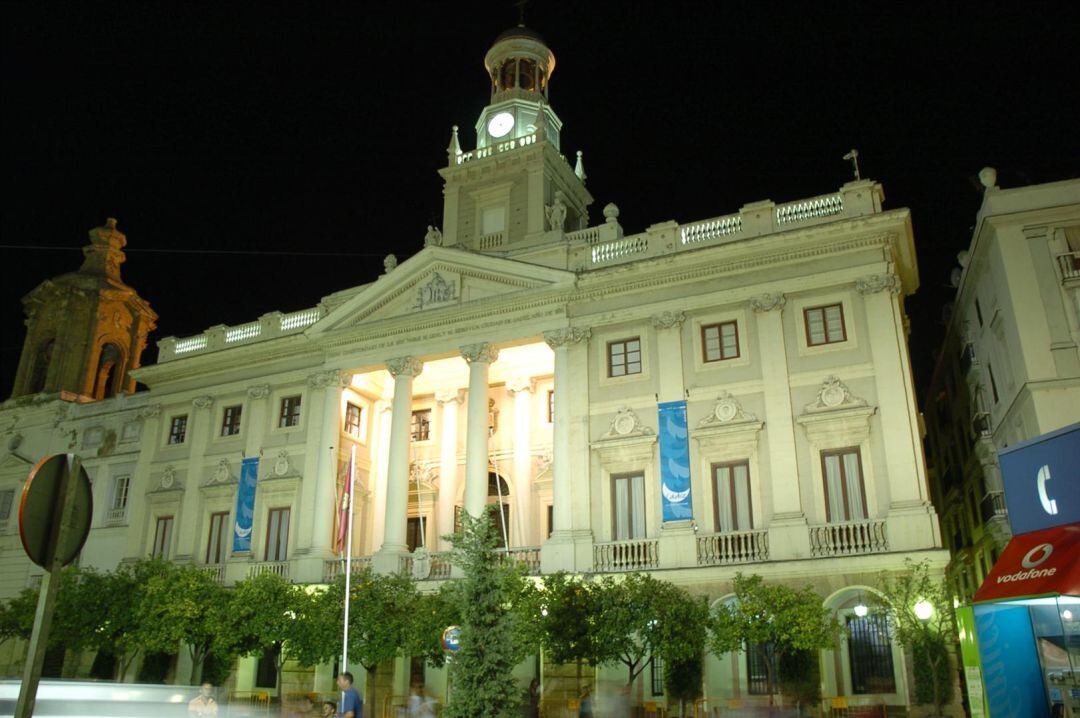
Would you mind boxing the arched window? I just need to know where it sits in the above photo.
[93,343,124,400]
[28,339,54,393]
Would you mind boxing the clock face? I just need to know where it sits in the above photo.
[487,111,515,138]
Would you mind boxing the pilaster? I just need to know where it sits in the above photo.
[461,343,498,519]
[174,395,213,562]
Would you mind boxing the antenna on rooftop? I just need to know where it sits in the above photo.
[843,149,861,180]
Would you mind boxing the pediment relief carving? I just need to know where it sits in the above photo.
[803,376,867,414]
[697,392,757,428]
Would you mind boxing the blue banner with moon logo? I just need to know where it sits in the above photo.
[232,457,259,552]
[658,400,693,522]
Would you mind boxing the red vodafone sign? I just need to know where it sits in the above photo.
[974,523,1080,602]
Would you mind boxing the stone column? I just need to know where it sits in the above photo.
[373,356,423,574]
[369,401,393,551]
[507,377,535,546]
[750,293,810,559]
[461,343,499,519]
[857,274,939,550]
[305,371,350,558]
[175,395,213,562]
[435,389,463,550]
[541,327,592,573]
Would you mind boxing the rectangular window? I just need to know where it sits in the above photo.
[220,405,242,436]
[411,409,431,442]
[607,337,642,377]
[746,642,775,695]
[487,503,511,549]
[205,511,229,564]
[111,475,130,511]
[345,402,363,439]
[650,655,664,696]
[152,516,173,559]
[612,472,646,540]
[168,415,187,445]
[547,390,555,423]
[702,321,740,362]
[804,304,847,346]
[546,505,554,539]
[454,505,463,535]
[712,462,752,532]
[279,396,301,428]
[822,448,868,522]
[406,516,426,553]
[265,507,290,562]
[0,489,15,521]
[847,614,896,694]
[987,362,999,404]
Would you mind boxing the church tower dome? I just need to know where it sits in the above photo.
[10,218,157,401]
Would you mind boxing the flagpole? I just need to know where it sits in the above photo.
[341,445,356,673]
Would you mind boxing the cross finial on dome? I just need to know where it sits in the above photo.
[514,0,528,26]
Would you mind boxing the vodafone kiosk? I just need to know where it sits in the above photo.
[962,423,1080,718]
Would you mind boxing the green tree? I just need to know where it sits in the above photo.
[221,571,310,697]
[135,562,233,684]
[406,583,461,669]
[590,573,707,688]
[443,512,529,718]
[51,559,170,680]
[664,649,704,717]
[708,574,837,708]
[874,559,955,715]
[537,572,598,694]
[0,586,39,655]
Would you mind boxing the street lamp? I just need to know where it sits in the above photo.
[853,602,868,618]
[914,600,934,621]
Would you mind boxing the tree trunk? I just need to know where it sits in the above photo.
[365,664,378,716]
[189,646,204,685]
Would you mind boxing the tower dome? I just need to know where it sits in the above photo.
[483,24,556,102]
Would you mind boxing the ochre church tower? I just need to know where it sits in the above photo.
[11,218,156,400]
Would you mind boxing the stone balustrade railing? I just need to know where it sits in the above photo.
[809,520,888,557]
[505,546,542,575]
[455,133,538,165]
[200,564,226,584]
[323,556,373,582]
[248,560,290,580]
[157,181,881,362]
[158,305,324,363]
[696,530,769,566]
[1057,251,1080,282]
[104,507,128,526]
[593,538,659,572]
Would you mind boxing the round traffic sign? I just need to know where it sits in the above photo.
[19,454,93,568]
[441,625,461,653]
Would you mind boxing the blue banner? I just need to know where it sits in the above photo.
[658,400,693,522]
[999,422,1080,535]
[233,457,259,552]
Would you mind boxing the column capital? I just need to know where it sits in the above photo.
[855,273,901,295]
[308,369,352,389]
[506,376,536,394]
[749,292,786,313]
[650,310,686,330]
[386,356,424,378]
[192,395,214,410]
[543,327,592,349]
[435,388,465,404]
[460,343,499,364]
[247,383,271,399]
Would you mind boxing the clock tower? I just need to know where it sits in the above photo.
[437,24,592,255]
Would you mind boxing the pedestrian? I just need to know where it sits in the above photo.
[523,678,540,718]
[320,701,337,717]
[579,687,594,718]
[406,683,436,717]
[187,683,218,716]
[337,672,363,718]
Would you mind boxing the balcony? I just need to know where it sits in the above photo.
[1057,251,1080,283]
[505,546,542,575]
[696,530,769,566]
[809,520,888,557]
[103,506,128,526]
[322,556,372,582]
[401,551,453,581]
[200,564,226,584]
[593,538,659,572]
[248,561,290,580]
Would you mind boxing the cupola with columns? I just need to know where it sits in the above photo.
[438,22,592,253]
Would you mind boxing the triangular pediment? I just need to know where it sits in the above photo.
[310,246,575,332]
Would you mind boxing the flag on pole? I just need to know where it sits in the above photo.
[334,452,353,555]
[233,457,260,552]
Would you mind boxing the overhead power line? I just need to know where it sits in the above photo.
[0,245,387,257]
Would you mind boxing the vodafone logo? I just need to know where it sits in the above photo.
[1022,543,1053,568]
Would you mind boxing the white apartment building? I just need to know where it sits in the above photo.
[0,24,950,712]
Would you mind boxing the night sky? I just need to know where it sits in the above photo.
[3,1,1078,399]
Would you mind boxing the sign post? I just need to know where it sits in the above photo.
[15,453,94,718]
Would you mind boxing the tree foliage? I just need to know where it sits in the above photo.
[590,573,709,686]
[443,512,530,718]
[874,559,955,713]
[135,562,233,684]
[708,574,837,704]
